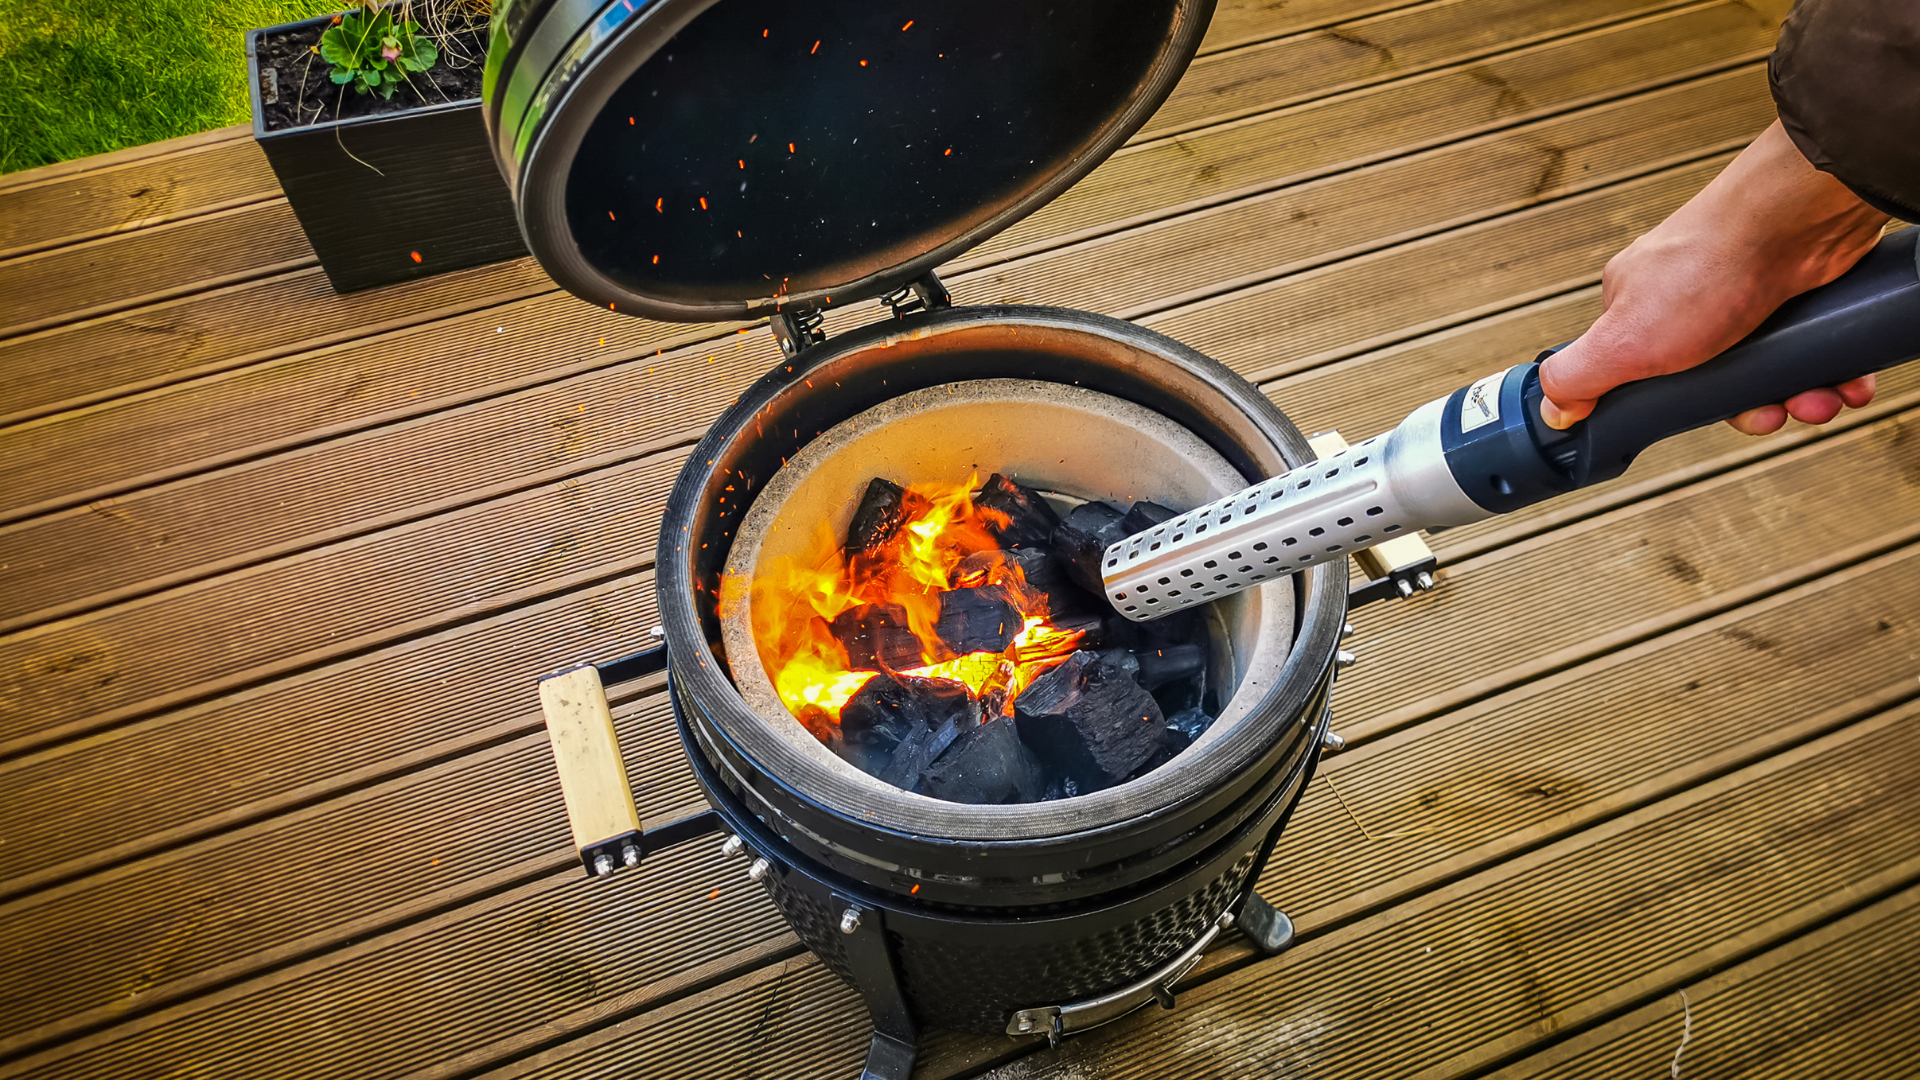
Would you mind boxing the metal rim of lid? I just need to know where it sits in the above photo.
[482,0,1217,322]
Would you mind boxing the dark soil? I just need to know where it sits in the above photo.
[255,15,488,132]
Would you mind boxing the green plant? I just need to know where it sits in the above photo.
[319,3,438,100]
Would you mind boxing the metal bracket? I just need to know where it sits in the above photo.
[881,270,952,319]
[771,307,826,356]
[1304,430,1441,608]
[1005,910,1231,1046]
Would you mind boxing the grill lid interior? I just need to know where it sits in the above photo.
[502,0,1210,321]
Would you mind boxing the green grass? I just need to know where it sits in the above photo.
[0,0,341,174]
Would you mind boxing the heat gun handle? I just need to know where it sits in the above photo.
[1547,227,1920,488]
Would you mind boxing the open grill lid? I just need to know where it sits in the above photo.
[485,0,1213,322]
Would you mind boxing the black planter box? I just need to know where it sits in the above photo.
[245,14,526,293]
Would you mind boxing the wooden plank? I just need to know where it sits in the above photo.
[1488,883,1920,1078]
[9,527,1915,1068]
[0,449,682,753]
[0,137,278,262]
[1136,0,1776,142]
[1141,156,1726,373]
[2,403,1914,1069]
[0,115,1771,748]
[0,0,1769,475]
[987,3,1778,265]
[956,704,1920,1080]
[476,698,1920,1080]
[0,692,705,1056]
[0,259,555,429]
[0,201,315,340]
[0,125,251,192]
[0,73,1762,573]
[976,76,1765,318]
[1263,289,1920,566]
[0,568,663,900]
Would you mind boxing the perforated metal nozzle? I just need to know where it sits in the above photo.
[1101,396,1492,621]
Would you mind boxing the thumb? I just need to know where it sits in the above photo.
[1536,329,1629,430]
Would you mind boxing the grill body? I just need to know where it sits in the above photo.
[654,304,1346,1034]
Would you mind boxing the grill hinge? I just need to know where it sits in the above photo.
[881,269,952,319]
[770,307,826,356]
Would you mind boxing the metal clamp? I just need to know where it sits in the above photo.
[1005,910,1233,1045]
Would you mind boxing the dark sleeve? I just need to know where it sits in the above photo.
[1769,0,1920,221]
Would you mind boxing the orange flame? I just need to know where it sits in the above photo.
[738,475,1085,734]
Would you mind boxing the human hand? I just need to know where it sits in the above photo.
[1538,121,1890,435]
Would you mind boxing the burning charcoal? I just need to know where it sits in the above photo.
[879,714,969,790]
[975,474,1061,549]
[1008,547,1102,621]
[1050,502,1131,595]
[1120,500,1178,536]
[830,604,923,671]
[1134,643,1207,690]
[840,672,977,779]
[845,477,908,557]
[1165,706,1212,746]
[1100,606,1204,652]
[1097,648,1141,683]
[934,587,1021,656]
[920,717,1046,804]
[1014,651,1165,794]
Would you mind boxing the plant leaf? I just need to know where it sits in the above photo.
[318,26,357,68]
[329,68,355,84]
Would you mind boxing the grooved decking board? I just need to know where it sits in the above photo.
[0,0,1603,431]
[1135,0,1747,142]
[12,530,1915,1072]
[0,258,555,429]
[979,2,1778,265]
[1262,288,1920,567]
[0,134,277,262]
[1324,408,1920,744]
[472,699,1920,1080]
[0,692,705,1055]
[0,76,1776,738]
[0,833,796,1080]
[0,451,682,751]
[0,0,1774,516]
[0,126,251,191]
[972,70,1766,318]
[983,703,1920,1080]
[1251,543,1920,929]
[0,77,1765,622]
[1141,154,1725,376]
[0,569,663,899]
[0,201,315,339]
[1488,883,1920,1079]
[3,411,1904,1068]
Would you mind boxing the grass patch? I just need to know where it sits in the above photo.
[0,0,340,174]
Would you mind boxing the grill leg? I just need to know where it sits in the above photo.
[1234,891,1297,956]
[833,892,918,1080]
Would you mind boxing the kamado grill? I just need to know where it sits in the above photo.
[483,0,1920,1075]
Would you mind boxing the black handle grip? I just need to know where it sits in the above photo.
[1543,227,1920,487]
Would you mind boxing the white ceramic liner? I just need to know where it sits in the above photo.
[720,378,1296,802]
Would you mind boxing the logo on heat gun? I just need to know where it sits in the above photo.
[1460,370,1506,434]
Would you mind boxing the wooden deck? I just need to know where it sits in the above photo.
[3,2,1918,1077]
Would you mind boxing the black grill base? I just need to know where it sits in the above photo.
[681,692,1326,1045]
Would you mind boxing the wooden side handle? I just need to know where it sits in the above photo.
[540,664,643,876]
